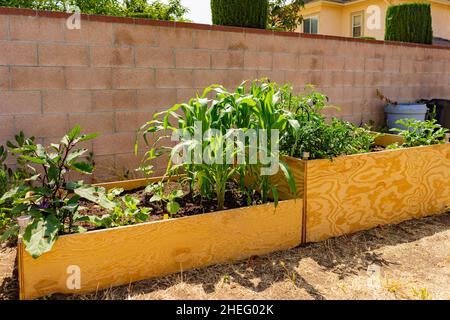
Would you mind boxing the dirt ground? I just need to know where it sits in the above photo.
[1,212,449,300]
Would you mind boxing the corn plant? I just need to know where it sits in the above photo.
[137,80,298,209]
[239,80,297,203]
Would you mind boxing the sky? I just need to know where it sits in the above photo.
[164,0,212,24]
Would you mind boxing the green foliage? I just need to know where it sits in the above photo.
[384,2,433,45]
[389,119,448,148]
[0,0,189,21]
[0,132,36,237]
[280,86,376,160]
[211,0,268,29]
[137,80,298,209]
[77,187,152,228]
[145,182,183,216]
[0,132,35,197]
[0,126,98,258]
[124,0,188,21]
[268,0,304,32]
[358,36,376,40]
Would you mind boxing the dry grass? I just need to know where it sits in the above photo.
[1,213,449,300]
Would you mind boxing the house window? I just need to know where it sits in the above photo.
[303,16,318,34]
[351,12,363,37]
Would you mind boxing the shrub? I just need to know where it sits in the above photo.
[211,0,268,29]
[384,3,433,45]
[267,0,304,31]
[389,119,448,148]
[0,0,189,21]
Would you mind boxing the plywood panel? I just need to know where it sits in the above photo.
[271,156,305,199]
[305,144,450,242]
[20,198,303,299]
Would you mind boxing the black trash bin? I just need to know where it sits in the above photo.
[419,99,450,129]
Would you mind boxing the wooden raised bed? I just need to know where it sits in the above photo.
[276,134,450,242]
[305,141,450,242]
[18,177,303,300]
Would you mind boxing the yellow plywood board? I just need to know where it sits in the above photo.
[242,156,305,201]
[305,143,450,242]
[271,156,306,200]
[20,198,303,300]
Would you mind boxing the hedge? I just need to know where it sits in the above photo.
[384,3,433,45]
[210,0,268,29]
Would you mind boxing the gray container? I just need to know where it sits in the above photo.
[385,103,428,131]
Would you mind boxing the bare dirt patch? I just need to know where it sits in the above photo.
[1,213,449,300]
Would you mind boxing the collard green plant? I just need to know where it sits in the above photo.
[389,119,448,148]
[0,126,98,258]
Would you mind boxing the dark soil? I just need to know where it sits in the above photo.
[371,145,387,152]
[77,181,262,229]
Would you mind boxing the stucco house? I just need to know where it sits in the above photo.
[298,0,450,43]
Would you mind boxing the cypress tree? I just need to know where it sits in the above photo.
[385,3,433,45]
[211,0,269,29]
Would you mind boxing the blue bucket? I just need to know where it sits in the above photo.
[385,103,428,131]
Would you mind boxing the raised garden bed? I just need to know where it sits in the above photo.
[18,177,303,300]
[4,79,448,300]
[274,134,450,242]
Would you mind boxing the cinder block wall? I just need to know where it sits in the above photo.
[0,8,449,182]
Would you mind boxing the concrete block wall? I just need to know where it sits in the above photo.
[0,7,449,182]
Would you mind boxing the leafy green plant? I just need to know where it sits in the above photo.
[389,119,448,148]
[280,86,376,160]
[145,182,183,216]
[0,126,98,258]
[76,186,152,228]
[0,132,36,239]
[0,132,36,197]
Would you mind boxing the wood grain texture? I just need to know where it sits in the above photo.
[266,156,305,200]
[305,143,450,242]
[20,198,303,300]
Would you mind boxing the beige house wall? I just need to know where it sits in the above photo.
[299,0,450,41]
